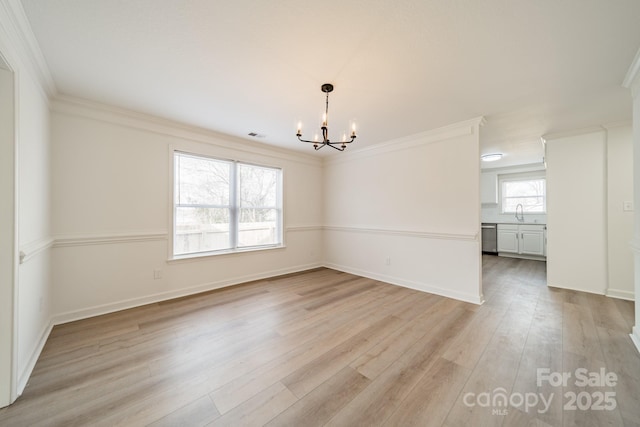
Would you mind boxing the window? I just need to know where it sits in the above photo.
[173,151,282,257]
[500,173,546,214]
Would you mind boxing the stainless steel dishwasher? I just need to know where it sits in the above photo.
[481,223,498,254]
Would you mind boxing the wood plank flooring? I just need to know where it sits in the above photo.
[0,255,638,426]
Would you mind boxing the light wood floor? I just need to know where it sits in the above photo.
[1,255,638,426]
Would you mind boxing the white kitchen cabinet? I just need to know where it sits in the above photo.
[497,224,546,258]
[520,227,545,256]
[480,171,498,204]
[497,224,519,253]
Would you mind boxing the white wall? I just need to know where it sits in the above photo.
[15,68,52,393]
[606,124,634,299]
[50,98,324,321]
[546,129,609,294]
[545,125,634,299]
[0,0,54,402]
[323,119,484,304]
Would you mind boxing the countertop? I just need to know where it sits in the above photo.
[482,222,546,226]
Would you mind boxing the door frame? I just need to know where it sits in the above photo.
[0,51,18,407]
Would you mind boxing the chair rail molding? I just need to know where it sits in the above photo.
[52,231,168,248]
[324,225,478,241]
[18,236,54,264]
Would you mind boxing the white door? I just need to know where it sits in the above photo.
[0,62,15,408]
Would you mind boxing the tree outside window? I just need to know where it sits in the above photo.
[174,152,282,257]
[501,177,546,214]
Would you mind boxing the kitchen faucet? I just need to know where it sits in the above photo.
[515,203,524,222]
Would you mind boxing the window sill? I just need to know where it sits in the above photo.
[168,244,286,263]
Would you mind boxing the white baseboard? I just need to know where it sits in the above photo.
[548,283,636,302]
[52,262,323,325]
[497,253,546,262]
[546,282,607,296]
[17,318,54,397]
[631,327,640,355]
[605,288,635,301]
[324,262,484,305]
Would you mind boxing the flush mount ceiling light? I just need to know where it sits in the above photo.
[296,83,356,151]
[481,153,503,162]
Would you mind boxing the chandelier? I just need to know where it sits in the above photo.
[296,83,357,151]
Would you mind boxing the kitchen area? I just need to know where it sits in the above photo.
[479,125,634,300]
[480,164,547,261]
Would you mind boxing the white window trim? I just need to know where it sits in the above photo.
[498,171,547,214]
[169,148,284,261]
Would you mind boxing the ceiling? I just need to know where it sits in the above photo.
[20,0,640,166]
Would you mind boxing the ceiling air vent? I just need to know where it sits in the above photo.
[248,132,266,138]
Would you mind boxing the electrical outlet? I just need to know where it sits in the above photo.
[623,201,634,212]
[153,270,162,280]
[385,257,391,266]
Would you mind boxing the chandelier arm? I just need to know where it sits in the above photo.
[330,136,356,145]
[298,137,356,145]
[327,143,345,151]
[297,135,321,144]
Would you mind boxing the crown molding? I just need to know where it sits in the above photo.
[0,0,56,97]
[324,116,485,166]
[481,162,546,173]
[540,121,631,143]
[623,46,640,96]
[601,119,632,130]
[541,126,606,142]
[52,95,323,167]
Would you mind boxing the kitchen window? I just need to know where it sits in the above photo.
[173,151,282,257]
[499,172,546,214]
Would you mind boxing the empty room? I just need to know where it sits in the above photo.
[1,0,640,425]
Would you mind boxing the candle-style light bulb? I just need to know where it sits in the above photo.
[314,133,319,142]
[297,122,302,135]
[351,122,357,137]
[322,112,327,127]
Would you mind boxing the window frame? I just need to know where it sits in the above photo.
[236,161,283,249]
[498,171,546,214]
[171,150,284,260]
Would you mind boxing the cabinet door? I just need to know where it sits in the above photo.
[480,172,498,204]
[520,231,544,256]
[497,230,519,253]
